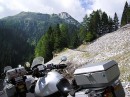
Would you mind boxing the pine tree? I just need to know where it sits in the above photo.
[82,14,90,31]
[121,1,128,26]
[88,10,101,36]
[95,10,101,35]
[53,24,62,51]
[127,5,130,23]
[35,26,54,63]
[70,32,80,48]
[113,13,119,31]
[85,32,94,42]
[101,12,109,34]
[108,17,114,32]
[0,26,33,71]
[80,14,91,43]
[60,24,69,48]
[81,9,114,40]
[78,26,86,43]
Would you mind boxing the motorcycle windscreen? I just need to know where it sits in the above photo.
[4,66,12,73]
[56,78,71,95]
[31,57,44,70]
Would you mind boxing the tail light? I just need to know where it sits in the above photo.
[103,87,114,97]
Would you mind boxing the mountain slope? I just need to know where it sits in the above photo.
[0,12,80,45]
[0,26,34,73]
[47,24,130,82]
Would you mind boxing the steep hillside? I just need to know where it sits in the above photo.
[47,24,130,82]
[0,12,80,45]
[0,27,34,73]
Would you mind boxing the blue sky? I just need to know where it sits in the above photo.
[80,0,94,10]
[0,0,129,22]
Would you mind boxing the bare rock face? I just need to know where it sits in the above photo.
[85,24,130,82]
[58,12,80,26]
[58,12,71,19]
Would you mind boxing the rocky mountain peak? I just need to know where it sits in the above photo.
[58,12,71,19]
[58,12,80,27]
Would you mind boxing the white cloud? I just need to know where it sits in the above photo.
[0,0,129,22]
[0,0,87,22]
[0,6,4,12]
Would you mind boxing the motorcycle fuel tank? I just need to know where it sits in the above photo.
[35,71,63,97]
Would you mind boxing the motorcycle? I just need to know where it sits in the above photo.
[28,56,125,97]
[2,65,28,97]
[28,56,71,97]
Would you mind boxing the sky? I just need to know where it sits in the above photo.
[0,0,130,22]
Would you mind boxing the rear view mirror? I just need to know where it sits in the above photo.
[61,56,67,62]
[1,73,5,77]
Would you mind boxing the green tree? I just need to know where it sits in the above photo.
[113,13,119,31]
[88,10,101,36]
[35,26,53,63]
[108,17,114,32]
[78,26,86,43]
[60,24,69,48]
[101,12,109,34]
[85,32,96,42]
[121,1,128,26]
[81,9,115,43]
[81,14,90,31]
[0,26,34,73]
[53,24,62,51]
[70,32,80,48]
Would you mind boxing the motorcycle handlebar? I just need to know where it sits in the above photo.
[30,64,67,77]
[46,64,67,69]
[55,64,67,69]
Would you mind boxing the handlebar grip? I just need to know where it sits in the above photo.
[55,64,67,69]
[46,64,67,69]
[46,64,54,69]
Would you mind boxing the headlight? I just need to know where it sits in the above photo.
[56,78,71,95]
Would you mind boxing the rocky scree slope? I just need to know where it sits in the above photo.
[47,24,130,96]
[47,24,130,82]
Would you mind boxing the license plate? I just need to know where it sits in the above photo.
[17,84,26,92]
[18,84,24,89]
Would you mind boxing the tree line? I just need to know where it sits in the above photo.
[79,10,119,43]
[121,1,130,26]
[0,26,34,73]
[35,24,80,62]
[35,10,120,62]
